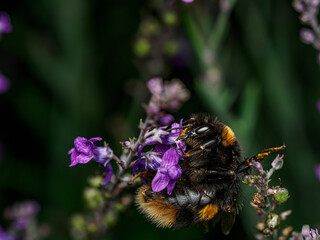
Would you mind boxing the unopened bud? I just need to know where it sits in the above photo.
[71,214,85,231]
[134,38,151,58]
[271,155,284,170]
[83,188,102,209]
[274,187,289,204]
[88,176,104,188]
[256,221,266,232]
[163,11,178,26]
[267,213,280,229]
[103,212,119,228]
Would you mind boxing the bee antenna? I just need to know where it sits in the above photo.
[166,125,189,132]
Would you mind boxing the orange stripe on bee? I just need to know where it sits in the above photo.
[221,126,236,147]
[199,204,218,221]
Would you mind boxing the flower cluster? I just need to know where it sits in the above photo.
[67,78,190,237]
[68,137,114,185]
[290,225,320,240]
[293,0,320,64]
[145,78,190,126]
[243,154,291,238]
[244,152,320,240]
[0,201,49,240]
[133,119,186,195]
[0,12,12,38]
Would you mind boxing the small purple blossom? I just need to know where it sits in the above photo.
[133,144,168,173]
[145,78,190,115]
[68,137,102,166]
[182,0,194,2]
[152,148,182,195]
[0,12,12,38]
[0,73,10,94]
[147,78,163,95]
[0,227,14,240]
[68,137,114,185]
[300,29,315,44]
[4,200,39,230]
[315,164,320,181]
[135,119,186,170]
[158,114,174,126]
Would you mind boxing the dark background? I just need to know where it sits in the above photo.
[0,0,319,239]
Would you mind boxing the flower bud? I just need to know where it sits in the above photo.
[267,213,280,229]
[163,40,179,57]
[256,221,266,232]
[274,187,289,204]
[134,38,151,58]
[115,203,124,212]
[271,155,283,170]
[87,223,97,234]
[71,214,86,231]
[83,188,102,209]
[88,176,104,188]
[163,11,178,26]
[103,212,119,228]
[300,29,315,44]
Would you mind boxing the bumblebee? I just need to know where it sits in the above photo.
[136,113,284,233]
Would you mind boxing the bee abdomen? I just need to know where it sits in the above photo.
[136,185,179,228]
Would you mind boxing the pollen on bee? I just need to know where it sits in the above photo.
[179,128,188,138]
[221,126,236,147]
[199,204,218,221]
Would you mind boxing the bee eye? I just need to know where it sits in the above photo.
[196,126,209,134]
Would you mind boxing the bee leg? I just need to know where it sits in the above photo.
[203,221,209,232]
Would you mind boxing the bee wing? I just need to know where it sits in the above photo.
[220,212,236,235]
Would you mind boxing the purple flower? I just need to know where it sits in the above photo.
[310,228,320,238]
[158,114,174,126]
[136,119,186,163]
[133,144,169,174]
[68,137,114,185]
[147,78,163,95]
[145,78,190,114]
[68,137,102,166]
[152,148,182,195]
[182,0,194,2]
[315,164,320,181]
[0,227,14,240]
[300,28,315,44]
[0,74,10,94]
[93,146,114,185]
[4,200,39,230]
[0,12,12,38]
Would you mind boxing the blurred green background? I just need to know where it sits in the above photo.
[0,0,319,239]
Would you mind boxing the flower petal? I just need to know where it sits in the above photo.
[89,137,103,142]
[158,114,174,126]
[160,148,179,167]
[93,146,113,164]
[152,172,170,192]
[167,165,182,179]
[74,137,92,154]
[154,144,169,155]
[100,162,113,185]
[166,179,177,195]
[75,153,93,164]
